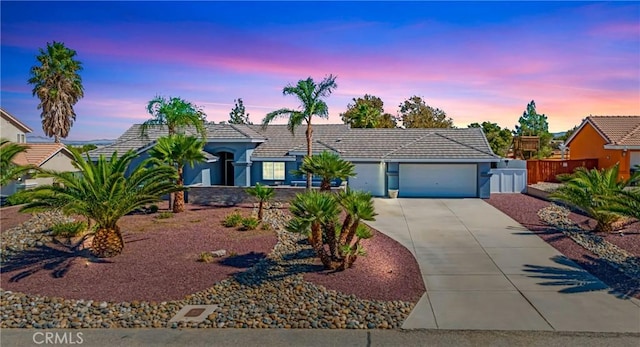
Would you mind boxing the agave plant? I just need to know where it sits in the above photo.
[245,183,275,221]
[292,150,355,191]
[550,164,632,232]
[20,149,180,258]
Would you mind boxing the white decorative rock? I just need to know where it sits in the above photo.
[211,249,227,257]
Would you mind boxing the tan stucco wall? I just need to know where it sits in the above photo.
[1,117,27,143]
[40,151,77,172]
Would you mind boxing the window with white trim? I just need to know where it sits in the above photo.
[262,162,285,180]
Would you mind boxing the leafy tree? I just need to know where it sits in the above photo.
[20,150,179,257]
[468,122,513,157]
[286,189,375,271]
[398,96,453,128]
[229,98,252,125]
[0,138,33,186]
[514,100,552,158]
[148,134,206,213]
[67,144,98,153]
[28,41,84,143]
[141,96,207,138]
[245,183,275,221]
[292,150,355,191]
[550,164,632,232]
[262,75,338,189]
[340,94,397,128]
[556,125,579,142]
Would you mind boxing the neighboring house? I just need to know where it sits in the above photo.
[1,108,32,143]
[565,116,640,180]
[90,124,500,198]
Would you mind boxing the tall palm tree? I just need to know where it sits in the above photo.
[148,134,207,213]
[262,75,338,189]
[245,183,275,221]
[0,138,33,186]
[20,149,179,258]
[551,164,632,232]
[141,96,207,138]
[28,41,84,143]
[292,150,355,191]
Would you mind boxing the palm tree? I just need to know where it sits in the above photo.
[141,96,207,138]
[336,189,376,269]
[262,75,338,189]
[292,150,355,191]
[148,134,206,213]
[551,164,632,232]
[0,138,33,186]
[605,188,640,220]
[28,41,84,143]
[245,183,275,221]
[20,149,179,258]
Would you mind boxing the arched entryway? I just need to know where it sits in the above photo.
[216,151,234,186]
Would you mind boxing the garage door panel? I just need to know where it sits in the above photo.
[399,164,477,198]
[348,163,385,196]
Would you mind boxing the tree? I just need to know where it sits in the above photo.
[28,41,84,143]
[0,139,33,186]
[340,94,397,128]
[20,150,179,257]
[550,164,632,232]
[245,183,275,221]
[67,144,97,154]
[468,122,513,157]
[398,96,453,128]
[292,151,355,191]
[141,96,207,138]
[556,125,579,142]
[604,188,640,220]
[229,98,252,125]
[514,100,552,158]
[262,75,338,189]
[148,134,206,213]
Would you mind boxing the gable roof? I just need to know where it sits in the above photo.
[1,108,33,133]
[566,116,640,147]
[12,143,73,167]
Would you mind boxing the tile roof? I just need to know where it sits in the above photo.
[249,124,351,158]
[586,116,640,146]
[12,143,71,167]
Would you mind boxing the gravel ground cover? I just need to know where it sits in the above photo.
[487,194,640,299]
[0,202,424,329]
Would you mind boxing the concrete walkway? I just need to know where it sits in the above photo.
[367,198,640,332]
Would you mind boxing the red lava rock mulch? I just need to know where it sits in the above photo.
[303,228,426,303]
[486,193,640,299]
[0,205,33,231]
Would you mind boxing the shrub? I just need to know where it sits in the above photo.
[222,211,243,227]
[156,211,173,219]
[241,217,260,231]
[197,252,214,263]
[148,204,159,213]
[51,221,88,238]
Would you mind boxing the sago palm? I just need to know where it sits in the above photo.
[292,150,355,191]
[262,75,337,189]
[245,183,275,221]
[0,138,33,186]
[20,149,179,258]
[550,164,631,232]
[28,41,84,143]
[141,96,207,138]
[148,134,206,213]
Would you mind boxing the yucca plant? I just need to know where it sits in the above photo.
[550,164,631,232]
[292,150,355,191]
[20,149,180,258]
[245,183,275,221]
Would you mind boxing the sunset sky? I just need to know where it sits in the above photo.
[1,1,639,141]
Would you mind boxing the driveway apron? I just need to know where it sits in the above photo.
[367,198,640,332]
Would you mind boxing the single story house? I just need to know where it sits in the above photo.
[89,124,501,198]
[565,116,640,180]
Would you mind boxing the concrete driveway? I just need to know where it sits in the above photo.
[367,198,640,332]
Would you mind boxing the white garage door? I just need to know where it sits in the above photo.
[348,163,385,196]
[399,163,477,197]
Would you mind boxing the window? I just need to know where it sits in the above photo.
[262,162,285,180]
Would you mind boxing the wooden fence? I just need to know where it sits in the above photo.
[527,159,598,185]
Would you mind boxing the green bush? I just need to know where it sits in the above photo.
[241,216,260,231]
[51,221,88,238]
[6,190,32,206]
[156,211,173,219]
[222,211,243,227]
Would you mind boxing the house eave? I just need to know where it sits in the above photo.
[603,145,640,150]
[250,157,297,162]
[343,158,500,163]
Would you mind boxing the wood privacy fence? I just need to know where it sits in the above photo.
[527,159,598,185]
